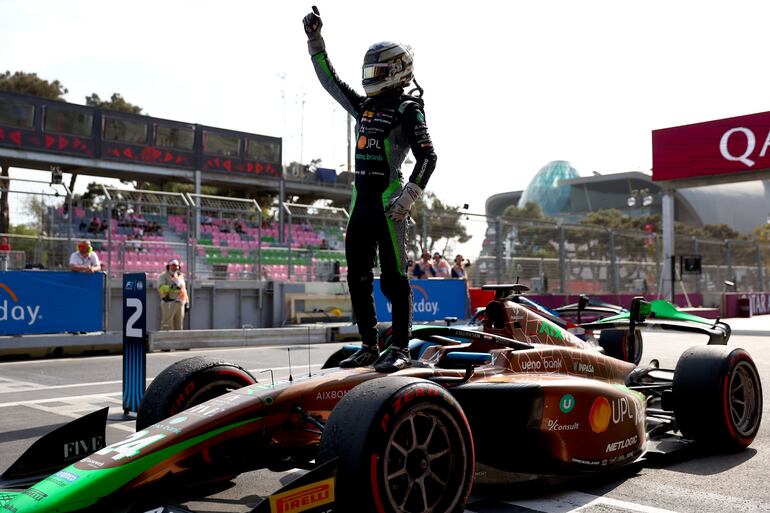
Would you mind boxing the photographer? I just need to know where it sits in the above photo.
[158,259,188,330]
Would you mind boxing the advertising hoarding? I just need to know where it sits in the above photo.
[0,271,103,335]
[374,278,469,322]
[652,110,770,182]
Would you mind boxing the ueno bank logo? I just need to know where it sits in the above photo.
[0,283,42,325]
[386,284,439,315]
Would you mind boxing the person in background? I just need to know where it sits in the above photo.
[406,259,415,277]
[0,236,11,271]
[158,259,189,330]
[87,217,101,235]
[69,239,101,273]
[451,254,467,279]
[412,252,434,279]
[432,252,451,278]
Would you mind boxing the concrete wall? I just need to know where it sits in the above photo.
[107,279,350,331]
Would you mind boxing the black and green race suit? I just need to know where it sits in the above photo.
[310,50,437,348]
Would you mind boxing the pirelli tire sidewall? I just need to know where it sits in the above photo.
[673,345,763,451]
[319,377,474,513]
[136,356,256,430]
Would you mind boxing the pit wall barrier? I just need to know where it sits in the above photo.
[374,278,470,322]
[469,289,708,317]
[0,271,104,335]
[107,278,350,332]
[723,292,770,317]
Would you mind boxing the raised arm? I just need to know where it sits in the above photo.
[303,7,364,117]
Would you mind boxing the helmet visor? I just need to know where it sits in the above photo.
[362,63,391,80]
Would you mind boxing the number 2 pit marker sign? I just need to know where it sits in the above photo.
[123,273,147,414]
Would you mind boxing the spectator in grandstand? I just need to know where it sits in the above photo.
[0,236,10,252]
[412,252,435,280]
[432,252,451,278]
[233,219,244,234]
[451,254,468,279]
[87,217,101,235]
[158,259,188,330]
[304,8,437,372]
[126,233,142,252]
[69,239,101,273]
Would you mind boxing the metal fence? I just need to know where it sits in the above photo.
[0,186,351,284]
[0,181,767,296]
[459,215,770,295]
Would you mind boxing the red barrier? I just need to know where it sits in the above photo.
[723,292,770,317]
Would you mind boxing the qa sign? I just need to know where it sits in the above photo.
[652,110,770,182]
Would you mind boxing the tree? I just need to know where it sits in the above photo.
[0,71,69,235]
[0,71,67,99]
[85,93,143,114]
[499,203,558,258]
[409,192,471,257]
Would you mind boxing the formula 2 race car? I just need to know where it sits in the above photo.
[0,294,762,513]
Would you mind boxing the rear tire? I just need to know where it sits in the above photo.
[598,328,643,365]
[136,356,256,430]
[673,346,762,451]
[319,377,474,513]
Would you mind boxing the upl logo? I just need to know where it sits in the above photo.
[0,283,42,325]
[385,283,440,315]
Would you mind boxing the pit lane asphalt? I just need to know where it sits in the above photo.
[1,332,768,513]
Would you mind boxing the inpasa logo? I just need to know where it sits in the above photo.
[0,283,41,325]
[385,284,440,315]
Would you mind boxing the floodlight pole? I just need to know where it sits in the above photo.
[661,186,675,302]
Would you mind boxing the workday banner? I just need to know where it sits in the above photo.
[374,278,469,322]
[0,271,104,335]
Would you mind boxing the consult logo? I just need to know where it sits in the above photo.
[0,283,42,325]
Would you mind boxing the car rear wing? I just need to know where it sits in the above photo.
[580,297,731,345]
[554,294,626,323]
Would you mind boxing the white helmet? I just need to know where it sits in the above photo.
[362,42,414,97]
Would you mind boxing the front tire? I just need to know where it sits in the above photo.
[673,346,762,451]
[599,328,643,365]
[319,377,474,513]
[136,356,256,430]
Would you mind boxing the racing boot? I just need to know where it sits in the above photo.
[373,346,411,373]
[338,344,379,368]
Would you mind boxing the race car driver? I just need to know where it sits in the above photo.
[303,8,437,372]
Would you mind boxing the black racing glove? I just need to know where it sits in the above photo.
[303,6,325,55]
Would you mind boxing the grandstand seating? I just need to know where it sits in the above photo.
[57,207,347,282]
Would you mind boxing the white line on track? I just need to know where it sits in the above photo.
[0,366,322,408]
[0,365,323,394]
[503,491,679,513]
[0,346,340,366]
[23,400,136,433]
[0,392,124,408]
